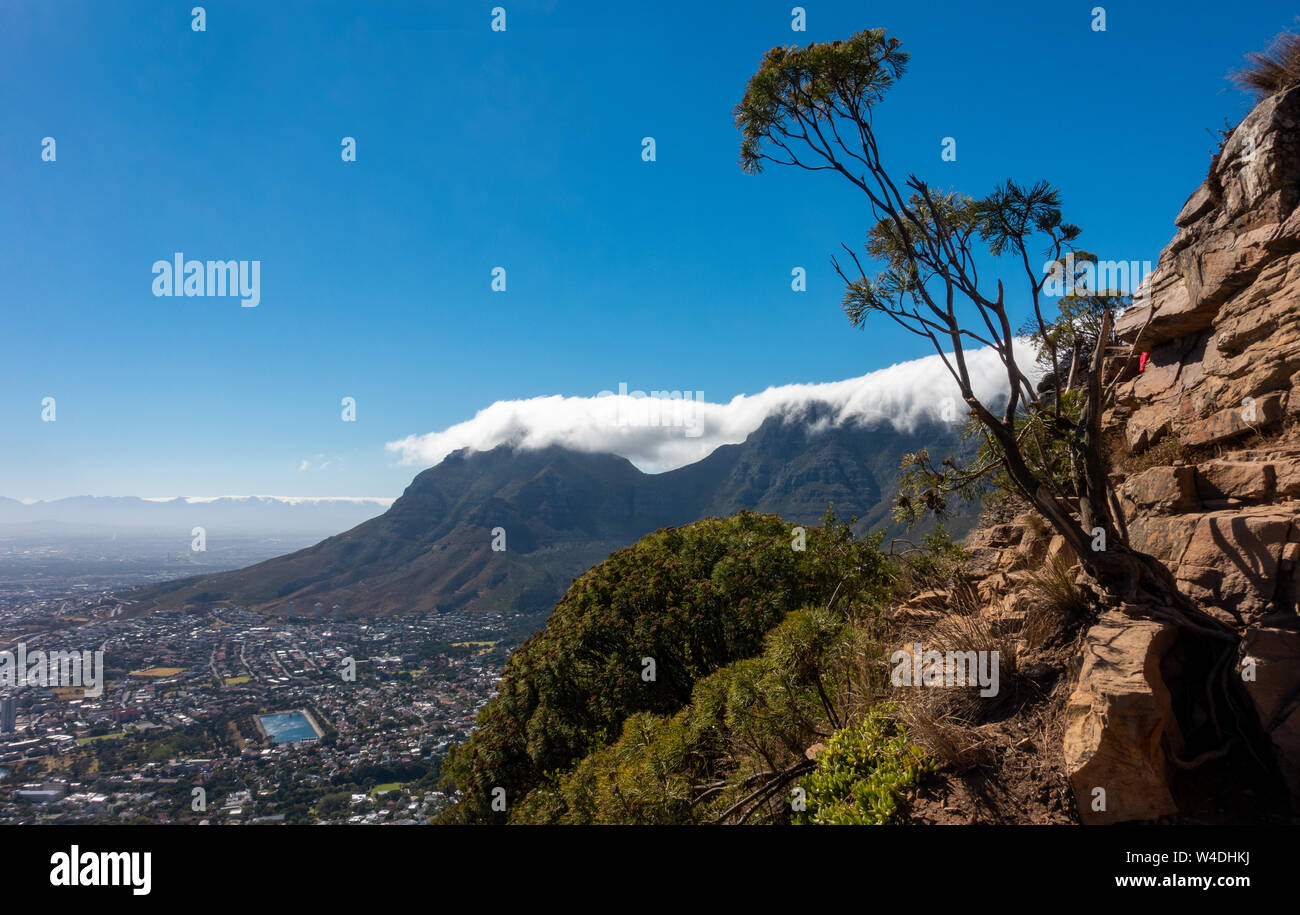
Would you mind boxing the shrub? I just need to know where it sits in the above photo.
[1023,554,1089,647]
[796,704,934,825]
[436,510,891,824]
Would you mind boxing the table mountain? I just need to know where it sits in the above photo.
[128,410,973,617]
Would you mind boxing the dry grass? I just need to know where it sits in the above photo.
[1107,430,1189,475]
[1022,555,1088,648]
[1234,31,1300,99]
[900,693,995,772]
[894,611,1016,772]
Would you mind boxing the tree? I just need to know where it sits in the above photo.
[733,30,1229,645]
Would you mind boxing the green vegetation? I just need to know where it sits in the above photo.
[437,510,937,825]
[76,731,127,744]
[796,705,934,825]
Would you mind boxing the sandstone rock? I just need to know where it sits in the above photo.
[1194,461,1276,502]
[1126,405,1171,452]
[1069,82,1300,812]
[1175,184,1214,227]
[1126,514,1198,567]
[1276,459,1300,496]
[1181,391,1287,448]
[1239,627,1300,797]
[1063,611,1180,824]
[1123,465,1199,513]
[1174,511,1293,623]
[905,590,950,611]
[1117,85,1300,352]
[976,573,1009,605]
[1014,515,1050,567]
[1045,534,1078,569]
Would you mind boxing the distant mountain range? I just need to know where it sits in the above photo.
[0,495,391,538]
[127,411,976,618]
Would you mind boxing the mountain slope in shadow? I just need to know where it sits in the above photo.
[128,412,974,617]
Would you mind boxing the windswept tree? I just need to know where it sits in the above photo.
[734,30,1229,642]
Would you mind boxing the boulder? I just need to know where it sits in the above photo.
[1063,611,1181,824]
[1182,391,1287,448]
[1194,461,1276,503]
[1125,514,1198,567]
[1174,511,1293,623]
[1123,465,1199,513]
[1126,406,1172,452]
[1275,458,1300,496]
[1045,534,1078,569]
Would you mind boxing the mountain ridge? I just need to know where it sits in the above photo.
[126,412,976,618]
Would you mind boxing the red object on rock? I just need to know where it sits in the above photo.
[1139,352,1149,373]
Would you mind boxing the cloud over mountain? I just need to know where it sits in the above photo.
[386,343,1038,473]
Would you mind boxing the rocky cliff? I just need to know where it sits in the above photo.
[904,85,1300,825]
[1099,83,1300,819]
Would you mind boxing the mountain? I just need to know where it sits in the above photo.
[0,495,391,538]
[127,411,975,617]
[435,73,1300,828]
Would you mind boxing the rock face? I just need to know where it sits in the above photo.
[1068,84,1300,820]
[1238,627,1300,797]
[1063,612,1181,825]
[1106,85,1300,636]
[1112,85,1300,455]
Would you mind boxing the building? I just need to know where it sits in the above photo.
[0,696,16,734]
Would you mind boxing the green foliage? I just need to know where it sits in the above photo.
[888,523,970,591]
[732,28,1119,562]
[893,276,1123,526]
[838,176,1081,330]
[526,600,879,824]
[735,29,908,176]
[795,704,934,825]
[436,510,891,824]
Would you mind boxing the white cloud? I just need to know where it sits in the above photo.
[386,342,1041,473]
[297,454,341,472]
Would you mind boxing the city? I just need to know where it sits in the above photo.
[0,581,540,824]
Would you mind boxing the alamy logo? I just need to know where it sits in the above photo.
[0,642,105,698]
[1042,252,1153,304]
[49,846,151,896]
[152,252,261,307]
[890,642,1000,697]
[597,382,704,438]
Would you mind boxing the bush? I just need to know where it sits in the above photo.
[436,510,891,824]
[796,704,934,825]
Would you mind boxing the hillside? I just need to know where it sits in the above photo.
[126,412,975,618]
[435,511,904,824]
[435,63,1300,827]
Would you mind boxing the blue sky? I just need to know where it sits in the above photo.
[1,0,1295,500]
